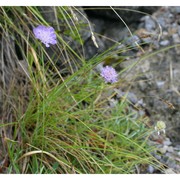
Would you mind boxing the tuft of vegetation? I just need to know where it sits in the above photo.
[0,7,165,174]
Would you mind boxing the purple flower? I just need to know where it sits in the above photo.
[33,25,57,47]
[100,66,118,83]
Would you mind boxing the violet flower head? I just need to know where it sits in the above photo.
[33,25,57,47]
[100,66,118,83]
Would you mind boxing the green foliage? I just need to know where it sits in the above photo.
[0,6,164,174]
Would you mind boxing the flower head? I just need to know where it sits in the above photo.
[100,66,118,83]
[33,25,57,47]
[155,121,166,135]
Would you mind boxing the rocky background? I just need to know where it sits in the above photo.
[84,6,180,173]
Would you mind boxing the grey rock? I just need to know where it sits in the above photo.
[164,168,176,174]
[167,146,174,153]
[125,35,140,48]
[100,6,180,174]
[173,145,180,151]
[138,80,148,92]
[160,40,170,46]
[144,16,156,31]
[95,62,104,72]
[154,154,162,160]
[163,138,172,146]
[178,26,180,36]
[170,6,180,14]
[138,110,146,117]
[161,156,169,164]
[172,33,180,55]
[178,151,180,157]
[172,33,180,44]
[141,37,153,44]
[137,99,146,107]
[114,89,138,104]
[166,158,177,169]
[157,17,166,29]
[168,13,174,21]
[158,145,168,154]
[175,165,180,173]
[127,92,139,104]
[83,35,105,60]
[156,81,165,89]
[85,7,160,24]
[109,98,118,108]
[147,165,154,174]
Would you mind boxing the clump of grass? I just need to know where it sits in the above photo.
[0,6,165,174]
[17,60,161,174]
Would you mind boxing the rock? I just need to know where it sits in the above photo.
[178,151,180,157]
[144,16,156,31]
[137,99,146,107]
[156,81,165,89]
[130,6,180,142]
[85,7,160,51]
[172,33,180,55]
[114,89,138,104]
[83,35,105,59]
[158,145,168,154]
[175,165,180,173]
[141,37,153,44]
[85,7,160,24]
[170,7,180,14]
[173,144,180,151]
[95,62,104,72]
[164,168,176,174]
[141,60,151,73]
[159,40,170,46]
[109,98,118,108]
[138,109,146,117]
[167,146,174,153]
[147,165,154,173]
[138,80,148,92]
[162,31,169,37]
[168,13,174,23]
[126,92,139,104]
[178,26,180,36]
[172,33,180,44]
[125,35,141,48]
[157,16,167,29]
[154,154,162,160]
[163,138,172,146]
[166,157,177,169]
